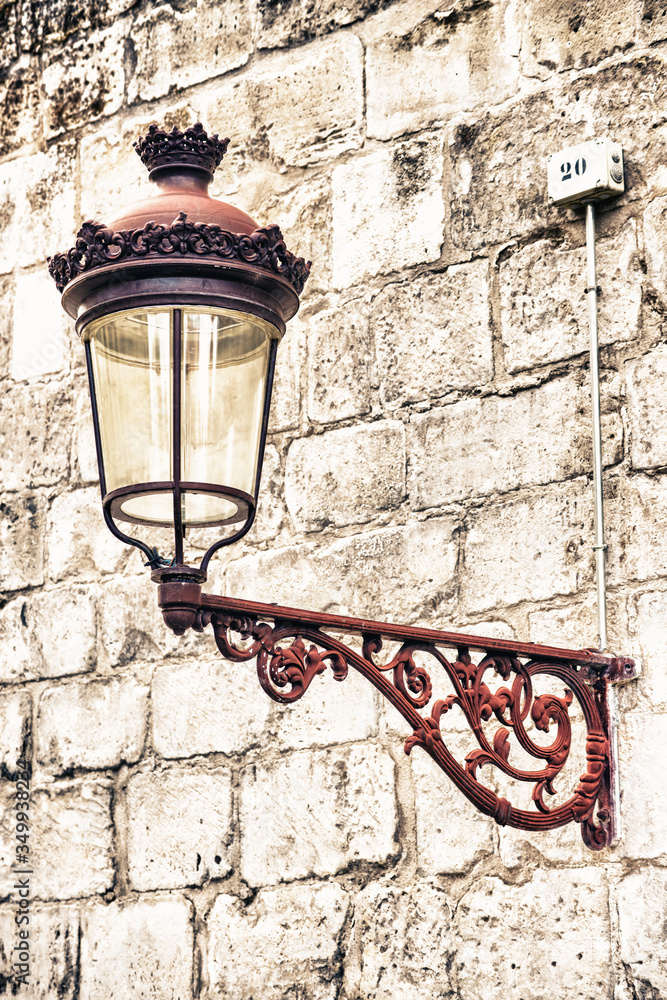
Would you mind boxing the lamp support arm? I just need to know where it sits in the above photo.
[156,578,636,851]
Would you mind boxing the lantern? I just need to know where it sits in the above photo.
[49,123,310,578]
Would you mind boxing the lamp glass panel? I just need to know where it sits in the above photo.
[84,305,276,528]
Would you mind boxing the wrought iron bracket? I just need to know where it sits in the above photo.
[155,573,638,851]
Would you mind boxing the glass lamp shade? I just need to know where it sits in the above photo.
[83,305,279,529]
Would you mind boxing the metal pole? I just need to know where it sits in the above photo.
[585,202,608,651]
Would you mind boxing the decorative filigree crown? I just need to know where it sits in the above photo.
[133,122,230,176]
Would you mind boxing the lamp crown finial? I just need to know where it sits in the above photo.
[133,122,230,178]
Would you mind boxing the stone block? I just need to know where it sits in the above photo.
[42,20,127,136]
[11,269,70,380]
[0,779,114,900]
[73,379,99,484]
[285,420,406,531]
[0,901,79,998]
[528,598,598,650]
[271,664,378,751]
[373,262,493,409]
[0,141,76,273]
[240,744,397,885]
[626,345,667,470]
[617,711,667,858]
[332,135,444,289]
[98,574,188,667]
[628,589,667,707]
[126,765,232,891]
[412,735,495,874]
[0,2,18,70]
[36,676,148,773]
[270,316,305,433]
[0,493,46,591]
[128,0,252,103]
[367,4,520,140]
[152,657,272,759]
[250,35,363,167]
[0,59,42,159]
[0,689,31,775]
[607,474,667,586]
[307,299,371,424]
[453,868,611,1000]
[461,481,593,613]
[0,584,98,684]
[0,275,14,380]
[46,487,128,582]
[409,375,622,507]
[208,883,349,1000]
[351,882,454,1000]
[226,517,460,621]
[520,0,639,80]
[0,382,71,492]
[79,125,153,222]
[500,223,642,373]
[642,0,667,44]
[618,868,667,998]
[80,895,194,1000]
[450,58,667,250]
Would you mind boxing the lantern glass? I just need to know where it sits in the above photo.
[84,305,277,528]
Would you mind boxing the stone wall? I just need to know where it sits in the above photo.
[1,0,666,997]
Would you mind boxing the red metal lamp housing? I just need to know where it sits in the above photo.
[49,124,636,852]
[49,123,310,581]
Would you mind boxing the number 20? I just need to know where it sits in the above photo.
[561,158,587,181]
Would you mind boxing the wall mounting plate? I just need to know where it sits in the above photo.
[547,138,624,207]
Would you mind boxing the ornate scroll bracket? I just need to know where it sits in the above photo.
[157,579,637,851]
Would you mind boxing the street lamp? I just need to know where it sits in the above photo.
[49,123,635,851]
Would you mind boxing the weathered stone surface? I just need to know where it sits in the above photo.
[227,517,459,621]
[307,298,371,424]
[528,597,598,650]
[412,735,495,874]
[617,712,667,858]
[0,901,79,998]
[628,589,667,706]
[240,744,397,884]
[98,573,188,667]
[126,765,232,890]
[246,443,284,543]
[20,0,138,50]
[0,381,71,491]
[271,663,378,751]
[285,420,406,531]
[500,223,642,372]
[367,3,520,140]
[373,262,493,408]
[453,868,611,1000]
[270,315,305,433]
[46,487,128,582]
[208,883,349,1000]
[0,584,98,684]
[332,134,444,288]
[11,268,70,380]
[0,275,14,381]
[0,780,114,900]
[256,0,401,48]
[250,35,363,167]
[520,0,639,80]
[0,141,76,273]
[128,0,252,103]
[0,492,46,592]
[626,345,667,470]
[42,20,127,136]
[461,481,593,613]
[0,688,31,775]
[36,676,148,773]
[450,58,667,250]
[0,59,42,158]
[152,657,271,758]
[607,474,667,586]
[350,882,454,1000]
[618,868,667,998]
[409,375,622,507]
[73,380,99,485]
[80,895,194,1000]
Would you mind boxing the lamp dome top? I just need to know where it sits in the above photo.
[133,122,230,181]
